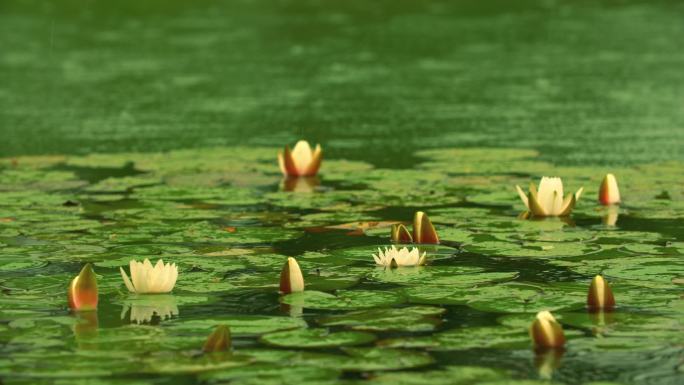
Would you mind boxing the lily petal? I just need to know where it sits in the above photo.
[303,144,322,176]
[291,140,313,175]
[280,146,300,177]
[418,251,427,266]
[119,267,136,293]
[528,190,548,217]
[558,193,575,217]
[68,264,98,311]
[413,211,439,244]
[391,224,413,243]
[529,310,565,349]
[587,275,615,311]
[599,174,620,205]
[279,257,305,294]
[277,151,287,176]
[516,185,529,209]
[538,177,564,214]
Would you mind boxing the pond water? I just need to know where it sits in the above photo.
[1,1,683,385]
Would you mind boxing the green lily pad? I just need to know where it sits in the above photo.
[166,315,307,336]
[199,363,342,385]
[280,290,405,310]
[260,328,376,348]
[380,326,529,351]
[602,257,684,289]
[318,306,445,332]
[370,267,517,287]
[308,348,434,371]
[466,282,585,313]
[367,365,510,384]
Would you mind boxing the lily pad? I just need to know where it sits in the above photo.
[318,306,445,332]
[465,282,585,313]
[367,365,510,384]
[260,328,376,348]
[281,290,405,310]
[166,315,307,336]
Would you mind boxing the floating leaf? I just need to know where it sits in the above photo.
[280,290,405,310]
[260,328,376,348]
[318,306,445,332]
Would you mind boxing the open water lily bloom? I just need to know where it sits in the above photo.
[278,140,322,177]
[120,259,178,294]
[373,245,427,267]
[516,177,584,217]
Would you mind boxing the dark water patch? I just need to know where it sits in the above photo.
[51,162,146,184]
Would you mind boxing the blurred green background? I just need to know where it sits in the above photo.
[1,0,683,167]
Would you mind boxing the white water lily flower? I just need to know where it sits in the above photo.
[373,245,426,267]
[516,177,584,217]
[120,259,178,294]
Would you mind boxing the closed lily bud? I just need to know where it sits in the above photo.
[68,263,98,311]
[587,275,615,311]
[529,311,565,349]
[413,211,439,244]
[599,173,621,205]
[279,257,305,294]
[391,224,413,243]
[203,325,231,353]
[277,140,322,177]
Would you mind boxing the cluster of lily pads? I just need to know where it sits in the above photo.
[1,141,681,383]
[68,140,624,352]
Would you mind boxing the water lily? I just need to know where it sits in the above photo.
[68,263,98,311]
[516,177,584,217]
[279,257,304,294]
[203,325,231,353]
[391,223,413,243]
[587,275,615,311]
[278,140,322,177]
[529,310,565,349]
[599,173,621,205]
[413,211,440,244]
[373,245,427,267]
[120,259,178,294]
[390,211,439,244]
